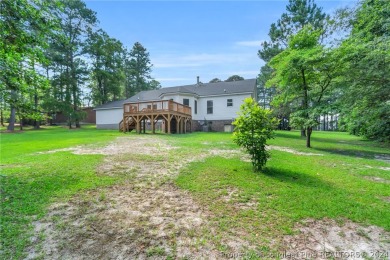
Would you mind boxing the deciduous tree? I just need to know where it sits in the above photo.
[86,29,125,105]
[0,0,57,131]
[209,78,222,83]
[258,0,328,136]
[233,97,277,171]
[336,0,390,141]
[225,75,244,82]
[267,26,339,147]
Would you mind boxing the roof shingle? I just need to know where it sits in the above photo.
[95,78,256,110]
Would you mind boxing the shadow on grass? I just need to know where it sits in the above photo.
[276,130,360,145]
[262,166,334,189]
[312,147,390,161]
[275,131,390,160]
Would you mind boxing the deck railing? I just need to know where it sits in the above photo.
[123,100,191,116]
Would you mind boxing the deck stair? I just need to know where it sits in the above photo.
[119,117,136,132]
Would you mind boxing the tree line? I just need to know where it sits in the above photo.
[258,0,389,145]
[0,0,159,131]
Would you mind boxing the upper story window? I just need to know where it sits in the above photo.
[194,100,197,114]
[183,98,189,106]
[207,100,213,114]
[227,99,233,107]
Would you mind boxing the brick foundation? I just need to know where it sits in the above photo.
[192,120,235,132]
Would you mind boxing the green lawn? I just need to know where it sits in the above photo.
[1,127,389,258]
[0,126,122,259]
[175,131,390,253]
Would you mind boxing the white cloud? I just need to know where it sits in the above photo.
[235,40,264,47]
[153,52,256,69]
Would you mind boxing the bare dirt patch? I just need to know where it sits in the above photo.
[375,154,390,164]
[382,197,390,203]
[209,149,251,162]
[283,218,390,259]
[364,165,390,171]
[26,136,251,259]
[268,145,324,156]
[363,176,390,184]
[35,136,177,156]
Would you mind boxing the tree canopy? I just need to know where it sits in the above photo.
[0,0,159,130]
[225,75,244,82]
[262,0,390,143]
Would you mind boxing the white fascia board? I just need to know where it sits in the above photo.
[94,107,123,111]
[198,92,253,98]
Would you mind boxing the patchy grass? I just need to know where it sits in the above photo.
[175,130,390,252]
[1,128,389,258]
[0,126,121,259]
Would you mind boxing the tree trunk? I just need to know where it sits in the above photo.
[70,49,80,128]
[19,115,23,131]
[301,68,309,138]
[34,91,40,129]
[301,128,306,137]
[326,114,328,131]
[1,108,4,126]
[7,105,16,131]
[68,114,72,129]
[322,115,325,131]
[330,114,333,131]
[306,127,312,148]
[72,82,80,128]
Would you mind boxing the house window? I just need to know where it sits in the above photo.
[227,99,233,107]
[207,100,213,114]
[183,98,189,106]
[194,100,197,114]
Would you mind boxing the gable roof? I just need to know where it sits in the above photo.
[93,99,129,110]
[95,78,256,110]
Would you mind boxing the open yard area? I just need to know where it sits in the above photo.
[1,127,390,259]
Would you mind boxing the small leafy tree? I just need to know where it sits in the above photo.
[233,98,278,171]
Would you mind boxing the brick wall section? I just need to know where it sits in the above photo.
[83,107,96,124]
[191,120,202,132]
[191,120,234,132]
[52,107,96,124]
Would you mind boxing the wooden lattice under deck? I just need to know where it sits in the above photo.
[120,100,192,134]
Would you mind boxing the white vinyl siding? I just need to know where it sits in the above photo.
[96,108,123,128]
[194,93,251,121]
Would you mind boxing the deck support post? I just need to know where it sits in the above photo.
[123,100,191,134]
[136,116,141,134]
[176,117,180,134]
[167,114,171,134]
[151,115,155,134]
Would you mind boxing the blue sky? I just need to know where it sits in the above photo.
[85,0,357,87]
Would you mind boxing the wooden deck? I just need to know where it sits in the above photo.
[120,100,192,134]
